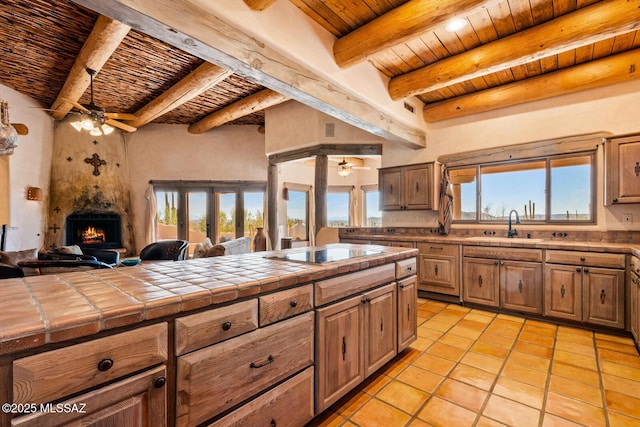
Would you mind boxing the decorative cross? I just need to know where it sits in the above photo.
[85,153,107,176]
[53,206,61,213]
[49,224,60,233]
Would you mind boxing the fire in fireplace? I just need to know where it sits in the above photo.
[66,213,122,249]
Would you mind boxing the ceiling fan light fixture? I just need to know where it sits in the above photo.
[89,126,103,136]
[101,123,114,135]
[445,18,467,32]
[337,158,353,177]
[80,116,95,130]
[69,120,83,132]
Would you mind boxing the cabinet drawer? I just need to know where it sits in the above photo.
[13,323,167,405]
[418,243,458,257]
[315,263,395,306]
[396,258,417,279]
[176,311,314,427]
[259,284,313,326]
[545,250,625,269]
[463,246,542,262]
[207,367,314,427]
[175,299,258,355]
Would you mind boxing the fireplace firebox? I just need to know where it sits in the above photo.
[66,213,122,249]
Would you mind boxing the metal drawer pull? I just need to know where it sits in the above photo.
[434,265,439,276]
[250,355,275,369]
[154,376,166,389]
[342,336,347,360]
[222,321,232,331]
[415,182,420,193]
[290,300,298,308]
[600,289,606,304]
[560,284,566,297]
[478,275,483,287]
[407,265,413,271]
[380,318,384,336]
[518,279,523,293]
[97,358,114,372]
[636,161,640,176]
[407,304,411,321]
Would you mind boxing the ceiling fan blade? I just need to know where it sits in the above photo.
[353,166,371,170]
[61,97,91,113]
[106,112,137,121]
[10,123,28,135]
[106,119,137,132]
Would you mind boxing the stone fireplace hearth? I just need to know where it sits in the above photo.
[44,119,135,254]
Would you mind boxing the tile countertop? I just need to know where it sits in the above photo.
[0,244,417,356]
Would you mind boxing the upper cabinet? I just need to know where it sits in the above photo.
[379,162,434,210]
[605,135,640,205]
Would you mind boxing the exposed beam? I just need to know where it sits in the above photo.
[334,0,497,69]
[243,0,277,11]
[423,48,640,122]
[126,62,232,128]
[390,0,640,100]
[70,0,426,149]
[49,15,131,119]
[188,89,289,134]
[268,144,383,164]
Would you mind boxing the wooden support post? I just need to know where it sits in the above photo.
[314,154,328,239]
[267,163,278,250]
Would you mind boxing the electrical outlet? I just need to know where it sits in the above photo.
[623,214,633,224]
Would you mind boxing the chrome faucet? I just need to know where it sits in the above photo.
[508,209,520,238]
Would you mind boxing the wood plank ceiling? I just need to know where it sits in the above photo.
[0,0,638,133]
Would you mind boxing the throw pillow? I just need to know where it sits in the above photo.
[0,248,38,267]
[52,245,84,255]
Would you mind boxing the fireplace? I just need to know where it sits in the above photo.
[66,213,122,249]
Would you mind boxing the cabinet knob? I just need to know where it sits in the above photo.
[221,321,232,331]
[154,376,166,389]
[560,284,566,297]
[289,300,298,308]
[580,257,586,262]
[97,358,114,372]
[271,420,277,427]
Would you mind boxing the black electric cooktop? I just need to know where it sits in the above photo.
[268,247,383,264]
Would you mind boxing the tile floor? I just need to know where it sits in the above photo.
[309,298,640,427]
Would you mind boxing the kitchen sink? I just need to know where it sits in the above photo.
[464,236,544,243]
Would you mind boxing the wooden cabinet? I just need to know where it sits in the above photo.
[544,250,625,329]
[418,243,459,296]
[379,163,434,210]
[630,256,640,349]
[462,246,543,314]
[316,283,396,412]
[13,366,167,427]
[604,134,640,204]
[398,275,417,352]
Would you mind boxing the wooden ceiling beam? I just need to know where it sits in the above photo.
[333,0,497,69]
[49,15,130,120]
[188,89,289,134]
[243,0,277,11]
[390,0,640,100]
[423,48,640,122]
[126,62,232,128]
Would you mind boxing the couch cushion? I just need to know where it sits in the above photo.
[206,237,251,257]
[51,245,84,255]
[0,248,38,267]
[192,238,214,258]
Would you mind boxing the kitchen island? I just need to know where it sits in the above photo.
[0,243,417,426]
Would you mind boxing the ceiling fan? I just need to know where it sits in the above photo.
[65,68,138,135]
[333,157,371,177]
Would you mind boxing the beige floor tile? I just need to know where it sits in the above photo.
[555,328,594,346]
[417,397,477,427]
[501,361,548,388]
[417,325,444,341]
[553,349,598,371]
[448,325,484,340]
[376,380,429,414]
[470,341,510,359]
[518,331,555,347]
[423,319,454,333]
[449,364,497,391]
[485,319,522,337]
[551,360,600,387]
[601,372,640,398]
[482,395,540,427]
[435,378,488,412]
[548,374,603,407]
[545,392,607,427]
[554,340,596,358]
[412,352,456,376]
[396,365,444,393]
[457,318,488,331]
[410,337,434,352]
[522,320,557,337]
[492,376,545,409]
[350,398,412,427]
[426,342,466,361]
[460,351,505,374]
[464,311,496,324]
[541,413,585,427]
[477,331,516,349]
[508,350,551,372]
[604,389,640,419]
[439,331,474,350]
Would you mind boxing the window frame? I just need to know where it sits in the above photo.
[284,182,311,242]
[449,150,596,225]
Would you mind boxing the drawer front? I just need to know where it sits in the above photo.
[396,258,417,279]
[417,243,458,257]
[545,250,625,268]
[259,284,313,326]
[176,311,315,427]
[175,299,258,355]
[13,323,167,405]
[315,263,395,306]
[463,246,542,262]
[207,367,314,427]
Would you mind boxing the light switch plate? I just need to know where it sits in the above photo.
[623,214,633,224]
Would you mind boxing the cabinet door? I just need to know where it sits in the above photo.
[605,136,640,204]
[315,295,364,413]
[379,168,403,210]
[500,261,543,314]
[544,264,581,322]
[12,366,167,427]
[398,276,417,352]
[583,267,625,328]
[462,258,499,307]
[364,283,397,377]
[404,163,432,209]
[631,274,639,343]
[418,243,459,296]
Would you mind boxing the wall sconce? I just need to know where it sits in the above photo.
[27,187,43,201]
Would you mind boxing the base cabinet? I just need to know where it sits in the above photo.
[316,283,397,413]
[418,243,459,296]
[398,275,418,352]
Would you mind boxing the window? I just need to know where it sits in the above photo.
[286,184,310,241]
[362,184,381,227]
[327,186,351,227]
[153,181,266,251]
[450,152,595,223]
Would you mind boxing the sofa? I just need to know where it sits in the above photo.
[192,237,252,258]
